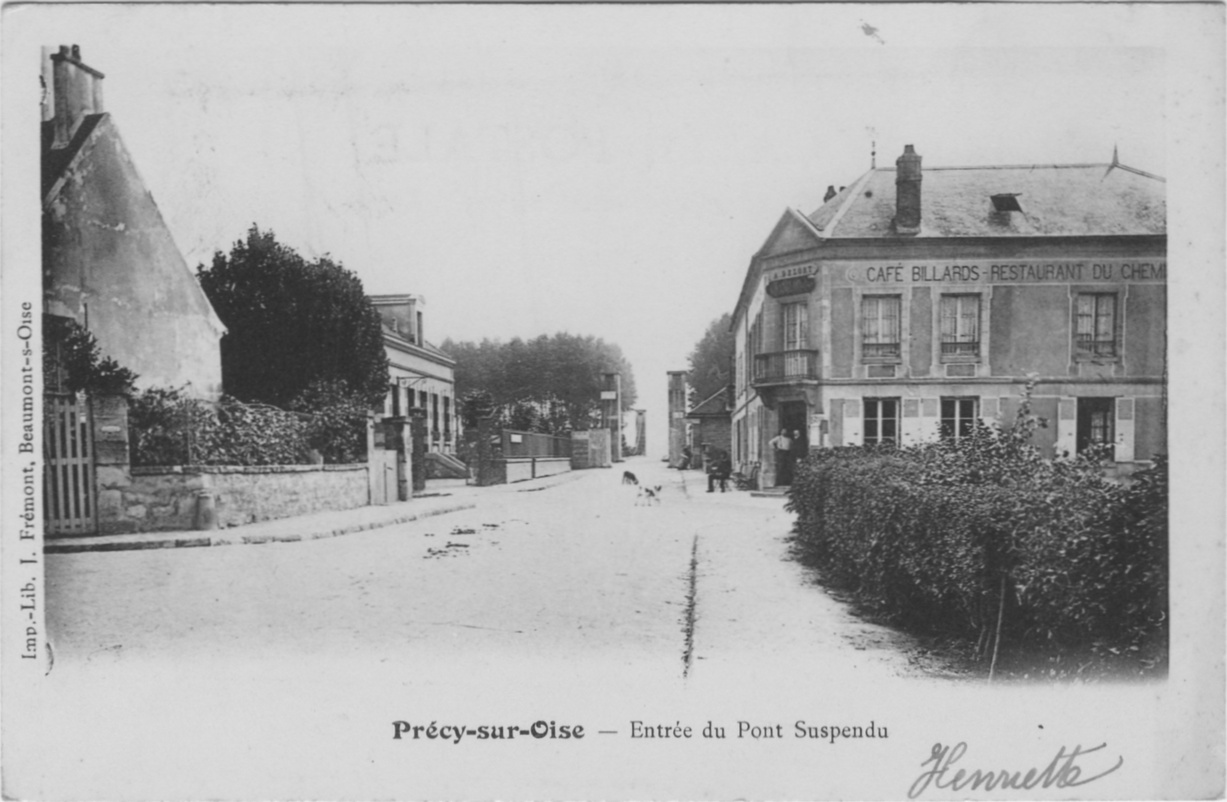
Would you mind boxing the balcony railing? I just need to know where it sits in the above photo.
[1075,337,1118,358]
[753,349,820,384]
[941,341,980,357]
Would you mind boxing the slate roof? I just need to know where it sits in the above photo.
[804,162,1166,239]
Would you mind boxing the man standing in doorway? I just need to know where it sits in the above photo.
[791,430,808,481]
[768,428,793,486]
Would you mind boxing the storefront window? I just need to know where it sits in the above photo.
[864,397,900,444]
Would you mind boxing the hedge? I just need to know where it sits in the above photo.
[787,409,1167,678]
[128,387,366,467]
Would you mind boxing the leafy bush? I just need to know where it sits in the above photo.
[43,317,138,396]
[128,387,228,466]
[288,379,369,464]
[209,400,312,466]
[129,387,312,467]
[787,398,1167,677]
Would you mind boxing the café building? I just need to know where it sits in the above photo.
[730,144,1166,487]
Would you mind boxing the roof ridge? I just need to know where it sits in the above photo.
[913,163,1108,171]
[818,168,877,238]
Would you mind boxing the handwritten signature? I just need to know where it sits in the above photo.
[908,741,1123,798]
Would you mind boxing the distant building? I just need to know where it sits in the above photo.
[42,45,224,398]
[370,294,459,454]
[731,144,1166,487]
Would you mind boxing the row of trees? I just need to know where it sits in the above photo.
[442,334,637,434]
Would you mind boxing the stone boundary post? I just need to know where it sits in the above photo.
[90,393,133,535]
[409,408,428,492]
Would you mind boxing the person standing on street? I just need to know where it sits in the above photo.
[706,448,731,493]
[768,428,793,486]
[791,429,808,481]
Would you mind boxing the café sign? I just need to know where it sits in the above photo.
[843,259,1166,285]
[767,275,817,297]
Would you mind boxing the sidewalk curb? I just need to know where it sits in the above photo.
[45,502,478,555]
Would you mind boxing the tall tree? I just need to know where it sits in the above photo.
[687,312,734,406]
[440,333,637,433]
[197,226,389,407]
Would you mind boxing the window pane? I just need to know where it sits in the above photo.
[862,297,879,342]
[1077,294,1095,338]
[940,296,957,340]
[883,298,900,342]
[1096,295,1115,340]
[960,297,979,341]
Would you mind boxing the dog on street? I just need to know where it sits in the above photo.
[635,484,662,505]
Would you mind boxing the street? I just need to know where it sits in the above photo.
[45,458,937,685]
[14,460,1037,801]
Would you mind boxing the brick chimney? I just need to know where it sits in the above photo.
[49,45,105,150]
[895,144,922,235]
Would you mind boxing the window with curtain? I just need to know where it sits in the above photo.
[940,294,981,357]
[1075,293,1118,357]
[861,295,901,358]
[782,302,808,351]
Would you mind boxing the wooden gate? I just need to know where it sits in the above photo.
[370,450,397,505]
[44,394,97,535]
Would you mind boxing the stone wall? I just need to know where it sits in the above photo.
[98,465,369,534]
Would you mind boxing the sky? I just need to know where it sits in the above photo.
[7,4,1193,454]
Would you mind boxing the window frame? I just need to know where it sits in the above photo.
[863,397,901,445]
[782,300,809,352]
[940,396,980,441]
[861,294,903,362]
[939,293,982,362]
[1076,397,1116,454]
[1074,292,1120,361]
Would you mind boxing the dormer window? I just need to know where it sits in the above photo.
[991,193,1022,212]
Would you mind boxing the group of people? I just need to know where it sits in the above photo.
[768,428,807,486]
[677,427,807,491]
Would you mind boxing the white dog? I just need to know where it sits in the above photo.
[635,484,662,506]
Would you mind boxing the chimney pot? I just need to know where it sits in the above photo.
[895,144,923,234]
[823,185,837,203]
[49,44,105,150]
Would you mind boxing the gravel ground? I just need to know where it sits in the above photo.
[20,458,976,800]
[45,458,940,683]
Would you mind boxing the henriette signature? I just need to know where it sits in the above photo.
[908,741,1124,798]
